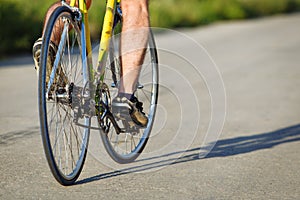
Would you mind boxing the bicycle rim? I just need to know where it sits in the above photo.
[38,6,90,185]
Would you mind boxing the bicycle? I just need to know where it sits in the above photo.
[38,0,158,185]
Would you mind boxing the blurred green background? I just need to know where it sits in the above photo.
[1,0,300,58]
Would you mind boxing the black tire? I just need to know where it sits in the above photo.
[100,17,159,164]
[38,6,90,185]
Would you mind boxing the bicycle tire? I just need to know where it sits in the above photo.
[38,6,90,185]
[100,18,159,164]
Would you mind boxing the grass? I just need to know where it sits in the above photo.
[1,0,300,57]
[149,0,300,27]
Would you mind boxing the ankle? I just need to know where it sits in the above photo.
[118,92,133,100]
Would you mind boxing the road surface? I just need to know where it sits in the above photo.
[0,13,299,199]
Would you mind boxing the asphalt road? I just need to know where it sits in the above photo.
[1,13,300,199]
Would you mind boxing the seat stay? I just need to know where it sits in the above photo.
[47,21,69,94]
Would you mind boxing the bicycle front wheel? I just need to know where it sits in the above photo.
[100,19,159,164]
[38,6,90,185]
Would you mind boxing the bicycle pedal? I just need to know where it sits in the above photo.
[113,110,131,121]
[112,106,130,119]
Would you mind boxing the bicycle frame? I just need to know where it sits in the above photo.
[38,0,157,184]
[69,0,120,84]
[53,0,122,133]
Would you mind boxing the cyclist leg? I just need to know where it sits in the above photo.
[112,0,149,127]
[33,0,92,70]
[42,0,92,45]
[119,0,149,96]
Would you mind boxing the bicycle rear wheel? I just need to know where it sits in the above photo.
[100,18,159,164]
[38,6,90,185]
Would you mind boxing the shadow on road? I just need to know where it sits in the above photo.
[76,124,300,185]
[0,54,33,67]
[0,126,39,145]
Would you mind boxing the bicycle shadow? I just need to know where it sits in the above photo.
[76,123,300,185]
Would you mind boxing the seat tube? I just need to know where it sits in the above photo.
[77,0,92,85]
[69,0,76,7]
[97,0,116,81]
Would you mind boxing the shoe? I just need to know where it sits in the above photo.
[112,96,148,127]
[32,38,67,86]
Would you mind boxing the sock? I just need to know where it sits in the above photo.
[118,92,133,100]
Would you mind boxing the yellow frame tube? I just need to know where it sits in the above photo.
[69,0,93,77]
[97,0,116,79]
[69,0,117,80]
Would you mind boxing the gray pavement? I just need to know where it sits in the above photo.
[0,13,300,199]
